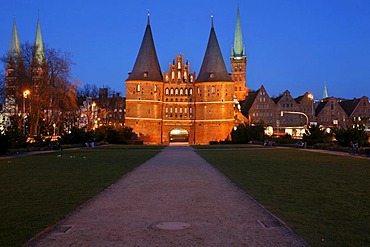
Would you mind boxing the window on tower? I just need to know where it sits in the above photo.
[136,84,141,92]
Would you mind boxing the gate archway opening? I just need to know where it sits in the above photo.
[169,128,189,142]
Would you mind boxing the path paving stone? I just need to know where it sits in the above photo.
[31,146,308,247]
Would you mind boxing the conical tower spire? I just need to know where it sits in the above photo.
[232,4,245,58]
[127,14,162,81]
[323,81,329,99]
[33,18,45,65]
[196,17,233,82]
[9,19,22,63]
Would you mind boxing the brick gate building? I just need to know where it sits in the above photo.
[125,12,245,144]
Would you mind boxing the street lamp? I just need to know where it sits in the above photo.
[307,93,314,118]
[23,90,30,135]
[53,123,56,137]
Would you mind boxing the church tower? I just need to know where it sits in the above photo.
[5,19,25,114]
[125,14,164,143]
[195,17,235,144]
[29,18,48,136]
[30,18,47,97]
[230,5,248,101]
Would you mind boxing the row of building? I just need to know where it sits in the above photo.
[123,8,369,144]
[241,85,370,138]
[1,7,369,144]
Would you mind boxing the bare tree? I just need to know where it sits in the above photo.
[1,43,78,136]
[77,83,99,98]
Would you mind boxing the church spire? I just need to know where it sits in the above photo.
[323,81,329,99]
[127,14,162,81]
[33,18,45,65]
[9,19,22,63]
[196,16,233,82]
[232,4,245,58]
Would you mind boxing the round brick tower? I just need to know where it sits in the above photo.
[125,15,164,144]
[194,18,235,144]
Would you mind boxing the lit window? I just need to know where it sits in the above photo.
[180,88,183,95]
[185,88,188,95]
[189,88,193,95]
[211,86,216,94]
[136,84,141,92]
[154,85,157,92]
[170,88,174,95]
[175,88,179,95]
[165,88,169,95]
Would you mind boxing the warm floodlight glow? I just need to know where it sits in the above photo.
[23,90,30,98]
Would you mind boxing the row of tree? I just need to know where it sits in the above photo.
[0,42,121,138]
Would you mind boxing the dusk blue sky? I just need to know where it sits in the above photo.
[1,0,369,100]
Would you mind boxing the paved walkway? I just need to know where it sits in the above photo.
[30,146,307,247]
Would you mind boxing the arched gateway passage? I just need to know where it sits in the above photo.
[169,128,189,142]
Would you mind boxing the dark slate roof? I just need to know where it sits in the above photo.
[315,100,328,116]
[127,17,163,82]
[196,25,233,82]
[272,95,282,104]
[339,99,360,116]
[294,95,304,104]
[240,89,260,118]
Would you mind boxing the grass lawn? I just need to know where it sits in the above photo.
[0,146,162,246]
[195,148,370,247]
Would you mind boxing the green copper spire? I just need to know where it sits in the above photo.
[231,5,245,58]
[33,18,45,65]
[323,81,329,99]
[9,19,21,62]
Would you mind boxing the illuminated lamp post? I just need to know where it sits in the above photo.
[307,93,314,119]
[23,90,30,135]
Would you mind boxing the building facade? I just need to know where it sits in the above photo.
[125,15,240,144]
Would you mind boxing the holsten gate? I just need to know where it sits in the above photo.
[125,10,248,144]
